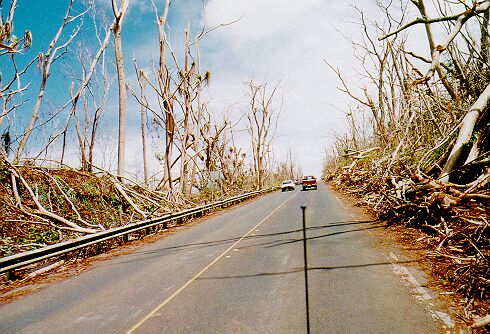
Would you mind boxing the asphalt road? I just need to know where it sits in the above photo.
[0,183,446,333]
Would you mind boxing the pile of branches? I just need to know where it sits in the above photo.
[325,147,489,324]
[0,153,214,258]
[322,0,490,327]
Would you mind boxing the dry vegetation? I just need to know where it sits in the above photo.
[0,155,193,258]
[0,152,294,259]
[0,1,300,262]
[324,0,489,328]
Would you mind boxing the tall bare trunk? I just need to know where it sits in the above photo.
[247,81,279,190]
[180,25,191,194]
[189,39,203,195]
[138,70,149,186]
[153,0,173,190]
[112,0,129,180]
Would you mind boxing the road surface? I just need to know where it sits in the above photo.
[0,183,448,333]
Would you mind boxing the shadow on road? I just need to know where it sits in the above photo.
[112,220,386,266]
[195,260,420,281]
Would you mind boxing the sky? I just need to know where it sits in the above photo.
[1,0,423,178]
[201,0,356,176]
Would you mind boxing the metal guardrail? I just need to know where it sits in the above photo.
[0,188,276,276]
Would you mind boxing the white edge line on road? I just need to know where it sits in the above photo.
[388,252,455,329]
[127,192,298,333]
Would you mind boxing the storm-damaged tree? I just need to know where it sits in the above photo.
[187,37,205,195]
[152,0,175,191]
[56,6,115,172]
[179,25,193,194]
[136,68,150,186]
[111,0,129,179]
[129,0,182,192]
[176,25,214,195]
[216,127,248,192]
[131,0,216,194]
[0,0,34,155]
[14,0,86,162]
[246,80,281,189]
[195,105,229,188]
[379,0,490,184]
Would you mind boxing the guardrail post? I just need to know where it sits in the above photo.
[123,234,128,243]
[146,227,150,236]
[6,270,15,281]
[95,243,101,255]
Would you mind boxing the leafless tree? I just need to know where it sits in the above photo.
[179,25,193,194]
[0,0,35,156]
[379,0,490,183]
[29,5,115,170]
[66,33,113,172]
[136,67,149,186]
[246,80,281,189]
[151,0,175,191]
[14,0,87,162]
[111,0,129,179]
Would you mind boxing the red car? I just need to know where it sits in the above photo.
[302,175,317,190]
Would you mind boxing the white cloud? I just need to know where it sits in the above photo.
[126,1,394,176]
[199,1,363,175]
[204,0,323,40]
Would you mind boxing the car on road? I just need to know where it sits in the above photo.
[302,175,317,190]
[280,180,295,192]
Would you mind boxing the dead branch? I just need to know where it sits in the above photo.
[379,2,490,41]
[10,169,97,234]
[39,170,103,229]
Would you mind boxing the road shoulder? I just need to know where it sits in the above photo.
[326,183,471,333]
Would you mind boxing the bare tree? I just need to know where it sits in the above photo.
[111,0,129,179]
[14,0,86,162]
[246,80,281,189]
[410,0,458,101]
[151,0,174,191]
[66,34,113,172]
[39,6,115,170]
[0,0,35,156]
[179,25,192,194]
[380,0,490,183]
[136,67,149,186]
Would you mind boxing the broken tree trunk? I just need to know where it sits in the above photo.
[440,82,490,183]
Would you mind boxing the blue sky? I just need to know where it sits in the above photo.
[1,0,418,177]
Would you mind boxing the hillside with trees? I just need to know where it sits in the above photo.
[0,1,301,258]
[324,0,489,327]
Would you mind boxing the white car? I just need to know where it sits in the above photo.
[280,180,295,192]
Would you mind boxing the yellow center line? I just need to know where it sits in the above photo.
[127,192,298,333]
